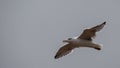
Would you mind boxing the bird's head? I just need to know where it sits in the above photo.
[63,38,73,43]
[68,38,72,40]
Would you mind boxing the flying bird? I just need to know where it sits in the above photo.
[54,22,106,59]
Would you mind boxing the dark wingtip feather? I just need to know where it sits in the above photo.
[54,55,57,59]
[54,55,59,59]
[103,21,106,24]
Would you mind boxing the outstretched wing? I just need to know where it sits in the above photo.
[78,22,106,41]
[54,43,75,59]
[90,22,106,32]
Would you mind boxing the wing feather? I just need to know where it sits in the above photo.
[54,43,75,59]
[90,21,106,32]
[78,22,106,40]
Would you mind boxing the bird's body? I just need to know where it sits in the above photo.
[54,22,106,59]
[63,39,96,48]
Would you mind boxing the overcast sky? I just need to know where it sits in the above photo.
[0,0,120,68]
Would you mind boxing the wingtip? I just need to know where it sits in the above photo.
[103,21,106,24]
[54,55,59,59]
[54,55,57,59]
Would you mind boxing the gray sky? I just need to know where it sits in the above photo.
[0,0,120,68]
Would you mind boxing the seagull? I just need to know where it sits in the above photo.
[54,22,106,59]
